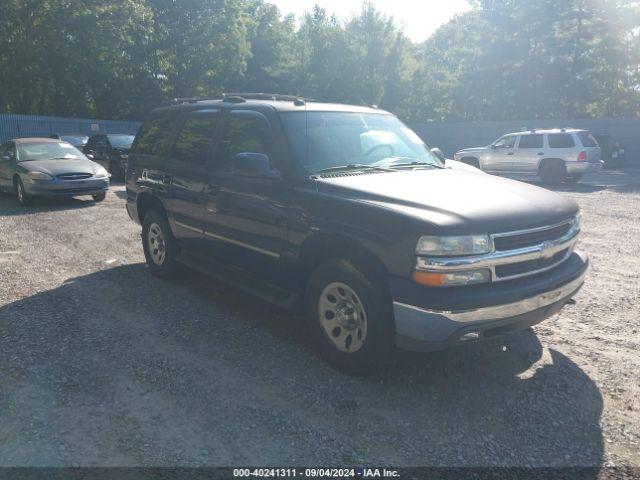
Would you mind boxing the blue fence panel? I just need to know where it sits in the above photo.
[0,113,141,143]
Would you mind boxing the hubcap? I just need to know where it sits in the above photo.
[147,222,166,266]
[318,282,367,353]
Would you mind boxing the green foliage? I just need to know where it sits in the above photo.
[0,0,638,121]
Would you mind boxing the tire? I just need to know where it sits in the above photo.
[92,192,106,202]
[304,259,395,374]
[109,159,124,181]
[461,157,480,169]
[539,161,567,185]
[14,177,34,206]
[141,209,179,278]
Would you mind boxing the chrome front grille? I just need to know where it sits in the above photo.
[415,215,581,283]
[493,222,572,251]
[57,173,92,180]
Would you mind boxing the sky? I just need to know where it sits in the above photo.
[268,0,472,43]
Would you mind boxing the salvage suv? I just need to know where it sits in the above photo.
[454,128,603,184]
[125,94,588,373]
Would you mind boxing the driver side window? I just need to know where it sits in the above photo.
[494,135,516,149]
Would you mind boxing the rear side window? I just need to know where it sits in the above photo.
[173,113,222,164]
[220,112,272,170]
[577,131,599,147]
[133,110,177,156]
[518,134,543,149]
[548,133,575,148]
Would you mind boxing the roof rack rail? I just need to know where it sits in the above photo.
[173,97,204,104]
[223,92,313,105]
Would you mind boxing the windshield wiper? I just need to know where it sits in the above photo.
[387,161,444,169]
[375,156,446,170]
[313,164,394,174]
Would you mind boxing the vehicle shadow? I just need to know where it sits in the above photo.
[0,191,97,215]
[0,264,603,469]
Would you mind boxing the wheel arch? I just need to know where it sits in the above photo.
[297,232,389,292]
[136,192,167,223]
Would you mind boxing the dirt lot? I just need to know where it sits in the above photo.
[0,169,638,469]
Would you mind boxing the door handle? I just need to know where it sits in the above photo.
[537,152,544,156]
[507,152,514,156]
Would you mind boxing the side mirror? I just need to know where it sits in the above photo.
[232,152,280,180]
[430,147,446,162]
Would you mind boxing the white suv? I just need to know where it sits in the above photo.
[454,129,603,184]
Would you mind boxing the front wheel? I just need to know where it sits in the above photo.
[304,259,395,374]
[539,161,567,185]
[92,192,106,202]
[142,209,179,278]
[15,178,34,206]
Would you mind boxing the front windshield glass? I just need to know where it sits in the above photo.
[280,112,442,173]
[17,142,85,161]
[108,135,135,149]
[60,135,89,145]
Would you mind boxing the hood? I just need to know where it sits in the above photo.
[446,159,482,172]
[315,169,578,235]
[20,158,100,177]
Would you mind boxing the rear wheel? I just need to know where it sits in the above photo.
[15,177,34,206]
[304,259,395,374]
[142,209,179,278]
[539,161,567,185]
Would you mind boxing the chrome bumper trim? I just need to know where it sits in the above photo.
[394,266,586,325]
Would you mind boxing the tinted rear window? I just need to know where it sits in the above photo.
[548,133,575,148]
[577,131,599,147]
[518,134,543,149]
[133,110,177,155]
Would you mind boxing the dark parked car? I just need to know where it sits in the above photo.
[0,138,109,205]
[83,134,135,181]
[49,133,89,150]
[125,94,588,373]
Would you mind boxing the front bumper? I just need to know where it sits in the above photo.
[393,251,588,352]
[24,178,109,197]
[565,161,603,175]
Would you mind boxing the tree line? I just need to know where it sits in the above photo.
[0,0,638,123]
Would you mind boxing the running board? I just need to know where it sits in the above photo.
[176,251,299,309]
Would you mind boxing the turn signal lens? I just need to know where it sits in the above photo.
[412,269,491,287]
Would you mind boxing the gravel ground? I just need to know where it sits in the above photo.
[0,170,638,469]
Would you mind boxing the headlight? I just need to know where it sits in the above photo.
[27,171,53,181]
[94,167,109,179]
[413,269,491,287]
[416,234,491,256]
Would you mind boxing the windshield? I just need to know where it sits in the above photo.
[280,112,443,173]
[60,135,89,145]
[17,142,85,162]
[108,135,135,149]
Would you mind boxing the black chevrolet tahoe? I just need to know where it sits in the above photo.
[125,94,588,373]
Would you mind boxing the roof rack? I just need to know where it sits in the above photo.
[172,93,314,106]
